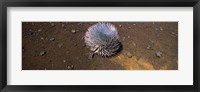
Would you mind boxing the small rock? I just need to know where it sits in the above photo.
[132,41,136,47]
[160,27,163,31]
[39,51,46,56]
[127,36,130,38]
[149,40,154,44]
[71,30,76,33]
[38,28,42,32]
[61,24,65,27]
[49,38,55,41]
[63,60,66,63]
[66,51,69,54]
[125,52,132,58]
[119,25,122,28]
[71,65,74,69]
[133,24,136,26]
[147,45,151,50]
[51,23,55,27]
[41,37,44,40]
[128,27,131,29]
[67,65,71,69]
[156,51,162,58]
[58,43,64,48]
[171,32,176,35]
[29,29,32,32]
[82,44,86,47]
[171,32,177,36]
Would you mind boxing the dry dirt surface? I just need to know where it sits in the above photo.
[22,22,178,70]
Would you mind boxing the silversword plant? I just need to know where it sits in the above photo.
[84,22,121,57]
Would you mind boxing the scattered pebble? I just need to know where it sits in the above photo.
[49,38,55,41]
[149,39,154,44]
[61,24,65,27]
[147,45,151,50]
[67,65,74,70]
[171,32,176,35]
[71,65,74,69]
[51,23,55,27]
[132,41,136,47]
[128,27,131,29]
[39,51,46,56]
[63,60,66,63]
[66,51,69,54]
[67,66,71,69]
[156,51,162,58]
[29,29,32,32]
[58,43,64,48]
[127,36,130,38]
[38,28,42,32]
[171,32,178,36]
[41,37,44,40]
[119,25,122,28]
[71,29,76,33]
[125,52,132,58]
[133,24,136,26]
[160,27,163,31]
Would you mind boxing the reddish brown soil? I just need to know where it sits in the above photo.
[22,22,178,70]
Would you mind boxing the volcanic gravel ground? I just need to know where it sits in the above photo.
[22,22,178,70]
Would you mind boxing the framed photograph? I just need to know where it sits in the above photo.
[0,0,199,92]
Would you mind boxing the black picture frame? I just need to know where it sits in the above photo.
[0,0,199,92]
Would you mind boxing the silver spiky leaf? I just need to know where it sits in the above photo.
[84,22,121,57]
